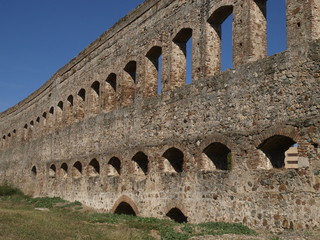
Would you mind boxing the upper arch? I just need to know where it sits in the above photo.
[206,0,235,20]
[253,126,299,148]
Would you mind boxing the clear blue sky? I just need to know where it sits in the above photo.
[0,0,285,112]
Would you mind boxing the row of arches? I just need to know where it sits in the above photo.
[30,134,303,183]
[31,157,120,179]
[0,0,288,148]
[31,168,189,223]
[47,159,102,179]
[30,144,232,180]
[0,78,115,146]
[113,201,188,223]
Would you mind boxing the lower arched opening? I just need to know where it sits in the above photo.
[114,202,136,216]
[166,208,188,223]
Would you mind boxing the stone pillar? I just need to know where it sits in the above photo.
[169,28,193,90]
[40,112,47,137]
[171,37,188,90]
[88,82,100,116]
[56,102,64,129]
[103,74,117,112]
[144,46,162,97]
[205,5,232,76]
[1,136,5,150]
[47,107,55,132]
[191,24,202,82]
[33,118,40,139]
[135,57,144,103]
[233,0,267,67]
[65,96,74,125]
[76,91,85,121]
[204,17,221,76]
[306,0,320,40]
[6,134,11,149]
[161,37,171,93]
[287,0,320,49]
[120,61,136,107]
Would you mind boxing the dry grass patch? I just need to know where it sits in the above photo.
[0,185,257,240]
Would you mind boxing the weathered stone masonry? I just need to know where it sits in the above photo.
[0,0,320,230]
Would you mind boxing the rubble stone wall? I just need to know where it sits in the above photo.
[0,0,319,230]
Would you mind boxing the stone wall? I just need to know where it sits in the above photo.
[0,0,319,230]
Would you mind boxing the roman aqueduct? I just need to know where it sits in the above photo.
[0,0,320,230]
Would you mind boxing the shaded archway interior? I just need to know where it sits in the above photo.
[108,157,121,175]
[162,147,184,173]
[258,135,296,168]
[203,142,231,170]
[114,202,137,216]
[166,208,188,223]
[132,152,149,175]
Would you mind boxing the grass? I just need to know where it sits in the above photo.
[0,184,257,240]
[0,184,22,196]
[90,213,256,239]
[26,197,67,208]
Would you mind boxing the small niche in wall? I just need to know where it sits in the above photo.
[49,164,56,178]
[60,163,68,177]
[87,159,100,177]
[72,161,82,178]
[108,157,121,176]
[31,166,37,177]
